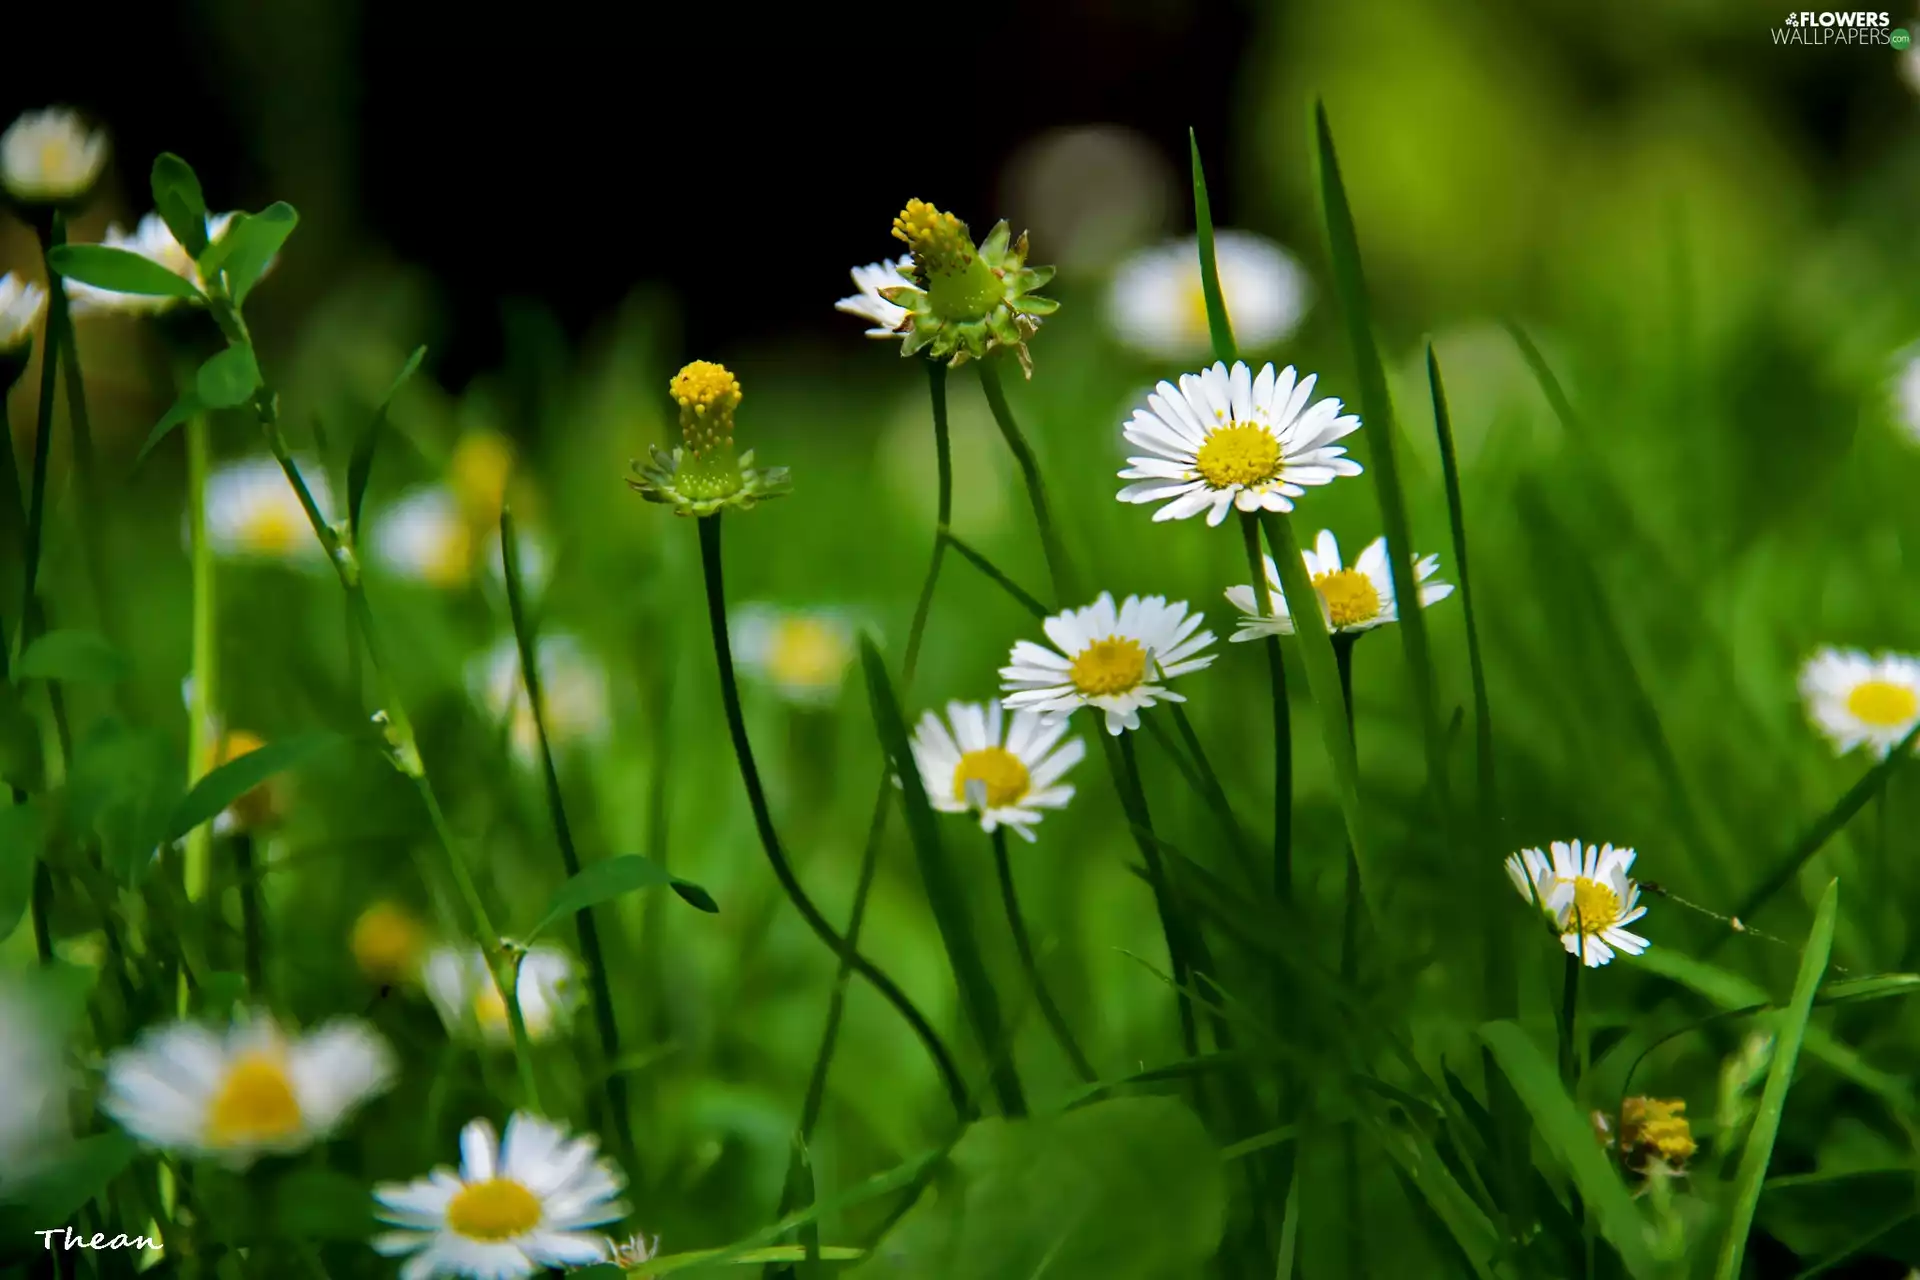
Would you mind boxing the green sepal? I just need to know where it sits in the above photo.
[626,445,791,517]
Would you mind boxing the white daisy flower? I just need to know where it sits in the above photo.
[1226,529,1454,640]
[1107,231,1309,360]
[1000,591,1216,736]
[200,456,333,565]
[1799,647,1920,757]
[1892,351,1920,446]
[732,604,856,707]
[466,634,610,763]
[605,1233,661,1267]
[100,1012,394,1168]
[66,210,252,317]
[422,945,580,1045]
[0,979,69,1189]
[373,487,474,587]
[0,108,107,203]
[1117,360,1363,527]
[1507,840,1650,968]
[0,273,47,354]
[834,255,920,338]
[908,700,1084,841]
[373,1112,625,1279]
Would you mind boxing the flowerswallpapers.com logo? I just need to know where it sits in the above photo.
[1773,10,1901,42]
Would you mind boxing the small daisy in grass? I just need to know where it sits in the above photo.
[101,1012,393,1167]
[1117,360,1362,526]
[352,901,428,986]
[373,487,475,588]
[882,199,1057,374]
[1506,840,1650,968]
[732,604,857,706]
[1226,529,1454,640]
[1,108,107,205]
[423,945,580,1045]
[1107,231,1310,361]
[909,701,1085,840]
[1799,647,1920,757]
[0,273,46,354]
[373,1112,625,1279]
[467,634,610,764]
[835,254,918,339]
[1001,592,1216,736]
[200,456,331,565]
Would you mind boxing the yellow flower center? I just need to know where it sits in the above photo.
[1070,637,1148,697]
[445,1178,543,1242]
[1845,679,1918,728]
[239,501,304,557]
[891,199,1000,318]
[1620,1097,1696,1169]
[1194,423,1280,490]
[767,618,849,692]
[420,518,473,587]
[1564,877,1619,934]
[473,984,511,1032]
[351,903,423,983]
[39,138,72,180]
[671,360,742,457]
[205,1054,303,1148]
[451,432,515,522]
[952,746,1031,809]
[1314,569,1383,629]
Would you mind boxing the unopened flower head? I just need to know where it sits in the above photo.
[1507,839,1649,968]
[732,604,857,706]
[199,456,332,566]
[373,1112,625,1278]
[1107,231,1310,360]
[1,108,107,205]
[909,700,1084,841]
[0,978,70,1189]
[1615,1097,1697,1176]
[101,1012,394,1168]
[66,211,249,317]
[1117,361,1362,527]
[423,944,580,1045]
[466,633,610,765]
[0,273,46,355]
[352,901,427,985]
[882,199,1057,375]
[1226,529,1453,640]
[835,255,918,338]
[1001,592,1217,736]
[1799,647,1920,758]
[628,361,790,515]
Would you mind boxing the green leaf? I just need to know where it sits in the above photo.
[670,879,720,913]
[528,855,717,940]
[859,633,1025,1119]
[214,201,297,306]
[848,1097,1224,1280]
[151,153,209,260]
[0,800,49,944]
[347,345,426,537]
[1480,1020,1659,1279]
[135,389,205,464]
[46,244,203,301]
[0,684,42,793]
[1715,878,1839,1280]
[16,630,131,684]
[1371,1120,1503,1280]
[1187,130,1237,363]
[195,343,261,409]
[165,731,343,843]
[273,1168,373,1241]
[66,720,183,887]
[16,1133,138,1223]
[194,971,247,1019]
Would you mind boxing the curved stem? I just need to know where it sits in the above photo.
[232,834,264,998]
[1333,633,1364,1280]
[696,513,969,1117]
[19,213,63,661]
[901,361,951,679]
[502,949,544,1113]
[977,359,1073,604]
[1107,734,1197,1057]
[1238,511,1292,903]
[991,828,1095,1082]
[183,407,217,904]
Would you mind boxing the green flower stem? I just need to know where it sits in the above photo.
[902,360,951,677]
[500,508,629,1161]
[47,250,118,654]
[1332,633,1364,1280]
[1558,948,1580,1090]
[943,532,1048,616]
[183,407,218,905]
[0,381,29,578]
[977,359,1075,603]
[18,214,65,662]
[30,860,54,963]
[694,512,969,1117]
[1107,733,1198,1058]
[991,826,1095,1082]
[502,950,544,1114]
[232,834,264,998]
[1161,701,1258,888]
[1238,511,1293,902]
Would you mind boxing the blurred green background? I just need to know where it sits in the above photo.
[6,0,1920,1276]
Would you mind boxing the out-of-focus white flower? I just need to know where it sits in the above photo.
[0,978,69,1190]
[198,456,333,566]
[1892,349,1920,446]
[373,487,474,588]
[1,108,107,204]
[1800,647,1920,758]
[835,256,917,338]
[732,605,857,706]
[422,946,580,1045]
[466,634,610,763]
[1107,231,1309,360]
[0,273,47,354]
[67,211,255,317]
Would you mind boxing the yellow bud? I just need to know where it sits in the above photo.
[891,199,976,275]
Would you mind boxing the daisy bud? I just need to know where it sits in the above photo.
[877,199,1058,376]
[0,273,46,391]
[628,361,790,516]
[1,108,108,208]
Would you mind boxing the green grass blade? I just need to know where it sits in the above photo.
[1370,1120,1504,1280]
[1480,1020,1659,1279]
[1188,130,1237,363]
[1714,878,1840,1280]
[942,532,1048,619]
[858,634,1025,1118]
[1314,101,1448,810]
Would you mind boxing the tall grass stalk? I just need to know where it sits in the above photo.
[991,826,1095,1082]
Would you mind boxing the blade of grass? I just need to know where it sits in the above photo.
[1480,1020,1658,1279]
[859,635,1025,1118]
[1314,101,1448,812]
[990,827,1094,1082]
[1714,878,1839,1280]
[1188,130,1238,364]
[977,359,1075,603]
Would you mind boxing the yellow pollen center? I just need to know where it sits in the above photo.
[768,618,849,692]
[1070,637,1148,697]
[473,984,511,1031]
[351,903,423,983]
[1565,878,1619,934]
[1194,423,1280,490]
[445,1178,543,1242]
[39,138,72,179]
[891,199,973,272]
[952,746,1031,809]
[670,361,742,457]
[1620,1097,1696,1169]
[205,1054,303,1148]
[1845,679,1918,728]
[1313,569,1383,629]
[421,519,473,587]
[240,502,304,556]
[451,433,515,521]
